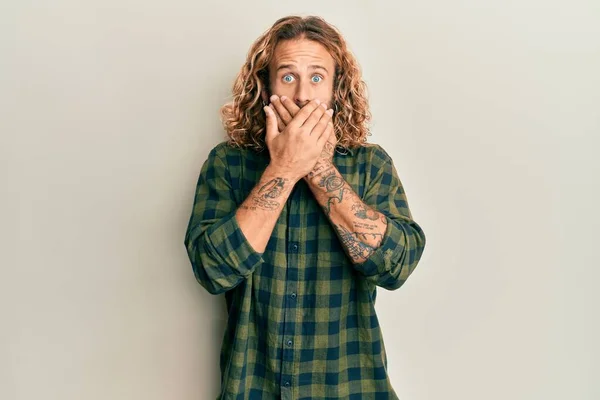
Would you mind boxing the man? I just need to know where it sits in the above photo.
[184,15,426,400]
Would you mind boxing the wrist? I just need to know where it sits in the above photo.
[306,159,335,182]
[265,163,301,184]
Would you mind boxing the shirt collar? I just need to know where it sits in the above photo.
[334,145,354,156]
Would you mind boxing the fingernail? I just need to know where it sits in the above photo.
[270,95,278,102]
[326,109,334,115]
[281,96,287,101]
[321,103,328,109]
[316,99,321,105]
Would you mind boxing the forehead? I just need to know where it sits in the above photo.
[270,38,335,70]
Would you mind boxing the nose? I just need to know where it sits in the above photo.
[294,81,312,108]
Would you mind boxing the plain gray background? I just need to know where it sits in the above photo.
[1,1,598,399]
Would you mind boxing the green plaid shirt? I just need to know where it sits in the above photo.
[184,141,426,400]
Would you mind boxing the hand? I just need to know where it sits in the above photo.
[264,98,334,182]
[268,95,337,168]
[268,95,301,133]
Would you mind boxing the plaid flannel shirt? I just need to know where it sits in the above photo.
[184,140,426,399]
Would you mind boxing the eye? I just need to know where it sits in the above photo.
[312,75,323,83]
[283,74,295,83]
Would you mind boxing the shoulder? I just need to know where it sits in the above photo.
[209,140,267,160]
[208,140,236,159]
[354,142,394,166]
[205,141,248,166]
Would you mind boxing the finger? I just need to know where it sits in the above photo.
[289,99,323,129]
[317,120,334,148]
[307,105,332,135]
[280,96,300,120]
[322,124,337,156]
[263,106,279,143]
[271,95,293,125]
[327,121,338,145]
[300,102,328,132]
[269,104,285,132]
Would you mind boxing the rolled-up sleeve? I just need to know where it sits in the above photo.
[184,145,264,295]
[352,145,427,291]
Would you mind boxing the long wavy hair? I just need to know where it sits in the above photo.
[220,15,372,153]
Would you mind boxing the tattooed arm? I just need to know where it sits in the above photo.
[184,145,299,294]
[304,144,427,290]
[304,143,388,264]
[236,165,298,253]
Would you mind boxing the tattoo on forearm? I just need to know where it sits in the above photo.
[251,177,287,211]
[321,187,351,215]
[318,179,359,215]
[352,203,380,220]
[353,221,378,230]
[318,170,344,192]
[333,224,384,261]
[305,165,390,261]
[307,143,335,179]
[258,177,286,198]
[308,162,334,179]
[321,142,335,158]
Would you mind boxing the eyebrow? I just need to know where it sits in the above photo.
[276,64,330,74]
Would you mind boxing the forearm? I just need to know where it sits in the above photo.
[236,165,298,253]
[305,161,388,264]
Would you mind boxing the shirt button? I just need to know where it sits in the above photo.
[284,381,290,387]
[287,339,293,347]
[292,244,298,251]
[290,292,296,299]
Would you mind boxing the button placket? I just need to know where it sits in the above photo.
[280,186,303,398]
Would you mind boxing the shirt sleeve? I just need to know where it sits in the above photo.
[351,145,427,290]
[184,144,264,295]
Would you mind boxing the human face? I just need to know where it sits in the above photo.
[266,37,335,109]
